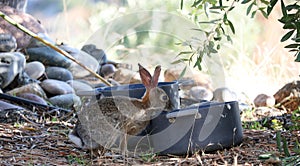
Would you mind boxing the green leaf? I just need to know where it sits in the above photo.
[282,137,291,157]
[180,0,184,9]
[278,15,293,24]
[181,41,192,46]
[193,59,202,71]
[251,10,257,18]
[208,41,215,47]
[286,4,300,11]
[267,0,278,15]
[227,35,232,43]
[198,21,216,24]
[296,52,300,62]
[241,0,251,4]
[247,3,254,15]
[281,30,295,42]
[198,18,221,24]
[283,23,297,29]
[206,0,218,5]
[228,6,235,11]
[178,66,187,79]
[209,6,229,10]
[171,58,190,64]
[261,0,269,5]
[276,131,282,153]
[292,37,300,42]
[214,36,222,41]
[191,28,206,31]
[260,9,268,18]
[220,25,225,34]
[204,2,209,17]
[209,47,218,53]
[227,20,235,34]
[223,13,227,22]
[284,43,299,48]
[210,10,221,14]
[288,49,299,52]
[219,0,222,7]
[177,51,194,55]
[192,0,202,7]
[281,0,287,17]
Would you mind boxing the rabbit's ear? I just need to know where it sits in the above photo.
[138,63,152,88]
[151,65,161,87]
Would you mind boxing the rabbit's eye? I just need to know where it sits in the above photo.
[160,94,168,101]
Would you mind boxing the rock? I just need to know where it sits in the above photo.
[66,80,93,93]
[24,61,45,79]
[0,52,25,88]
[17,92,48,105]
[59,44,99,78]
[81,44,107,65]
[92,83,108,89]
[253,94,275,107]
[212,87,237,102]
[107,78,121,86]
[254,107,286,119]
[274,80,300,112]
[0,5,47,49]
[189,86,213,101]
[45,66,73,82]
[49,94,81,109]
[100,63,116,78]
[113,68,141,84]
[25,46,72,68]
[164,66,212,90]
[6,83,47,99]
[0,33,17,52]
[5,71,39,91]
[0,0,27,12]
[40,79,74,96]
[27,33,55,48]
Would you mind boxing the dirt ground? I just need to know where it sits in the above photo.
[0,109,299,166]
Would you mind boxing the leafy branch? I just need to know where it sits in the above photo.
[174,0,237,71]
[245,0,300,61]
[177,0,300,72]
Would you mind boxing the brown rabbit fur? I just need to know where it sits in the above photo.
[69,63,169,155]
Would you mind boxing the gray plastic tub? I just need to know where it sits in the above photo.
[150,101,242,155]
[126,101,243,155]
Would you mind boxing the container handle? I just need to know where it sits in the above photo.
[166,107,199,119]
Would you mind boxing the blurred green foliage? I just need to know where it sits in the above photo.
[178,0,300,71]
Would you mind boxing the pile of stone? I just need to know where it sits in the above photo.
[0,1,120,114]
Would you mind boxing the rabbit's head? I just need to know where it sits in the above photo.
[138,63,169,109]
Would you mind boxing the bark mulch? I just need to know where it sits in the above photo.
[0,120,299,165]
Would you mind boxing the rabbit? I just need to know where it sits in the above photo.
[69,63,169,155]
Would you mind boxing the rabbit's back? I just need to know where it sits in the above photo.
[75,96,149,148]
[97,96,151,135]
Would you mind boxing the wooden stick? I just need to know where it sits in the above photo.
[0,11,112,87]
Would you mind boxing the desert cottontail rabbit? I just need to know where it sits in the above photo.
[69,64,169,154]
